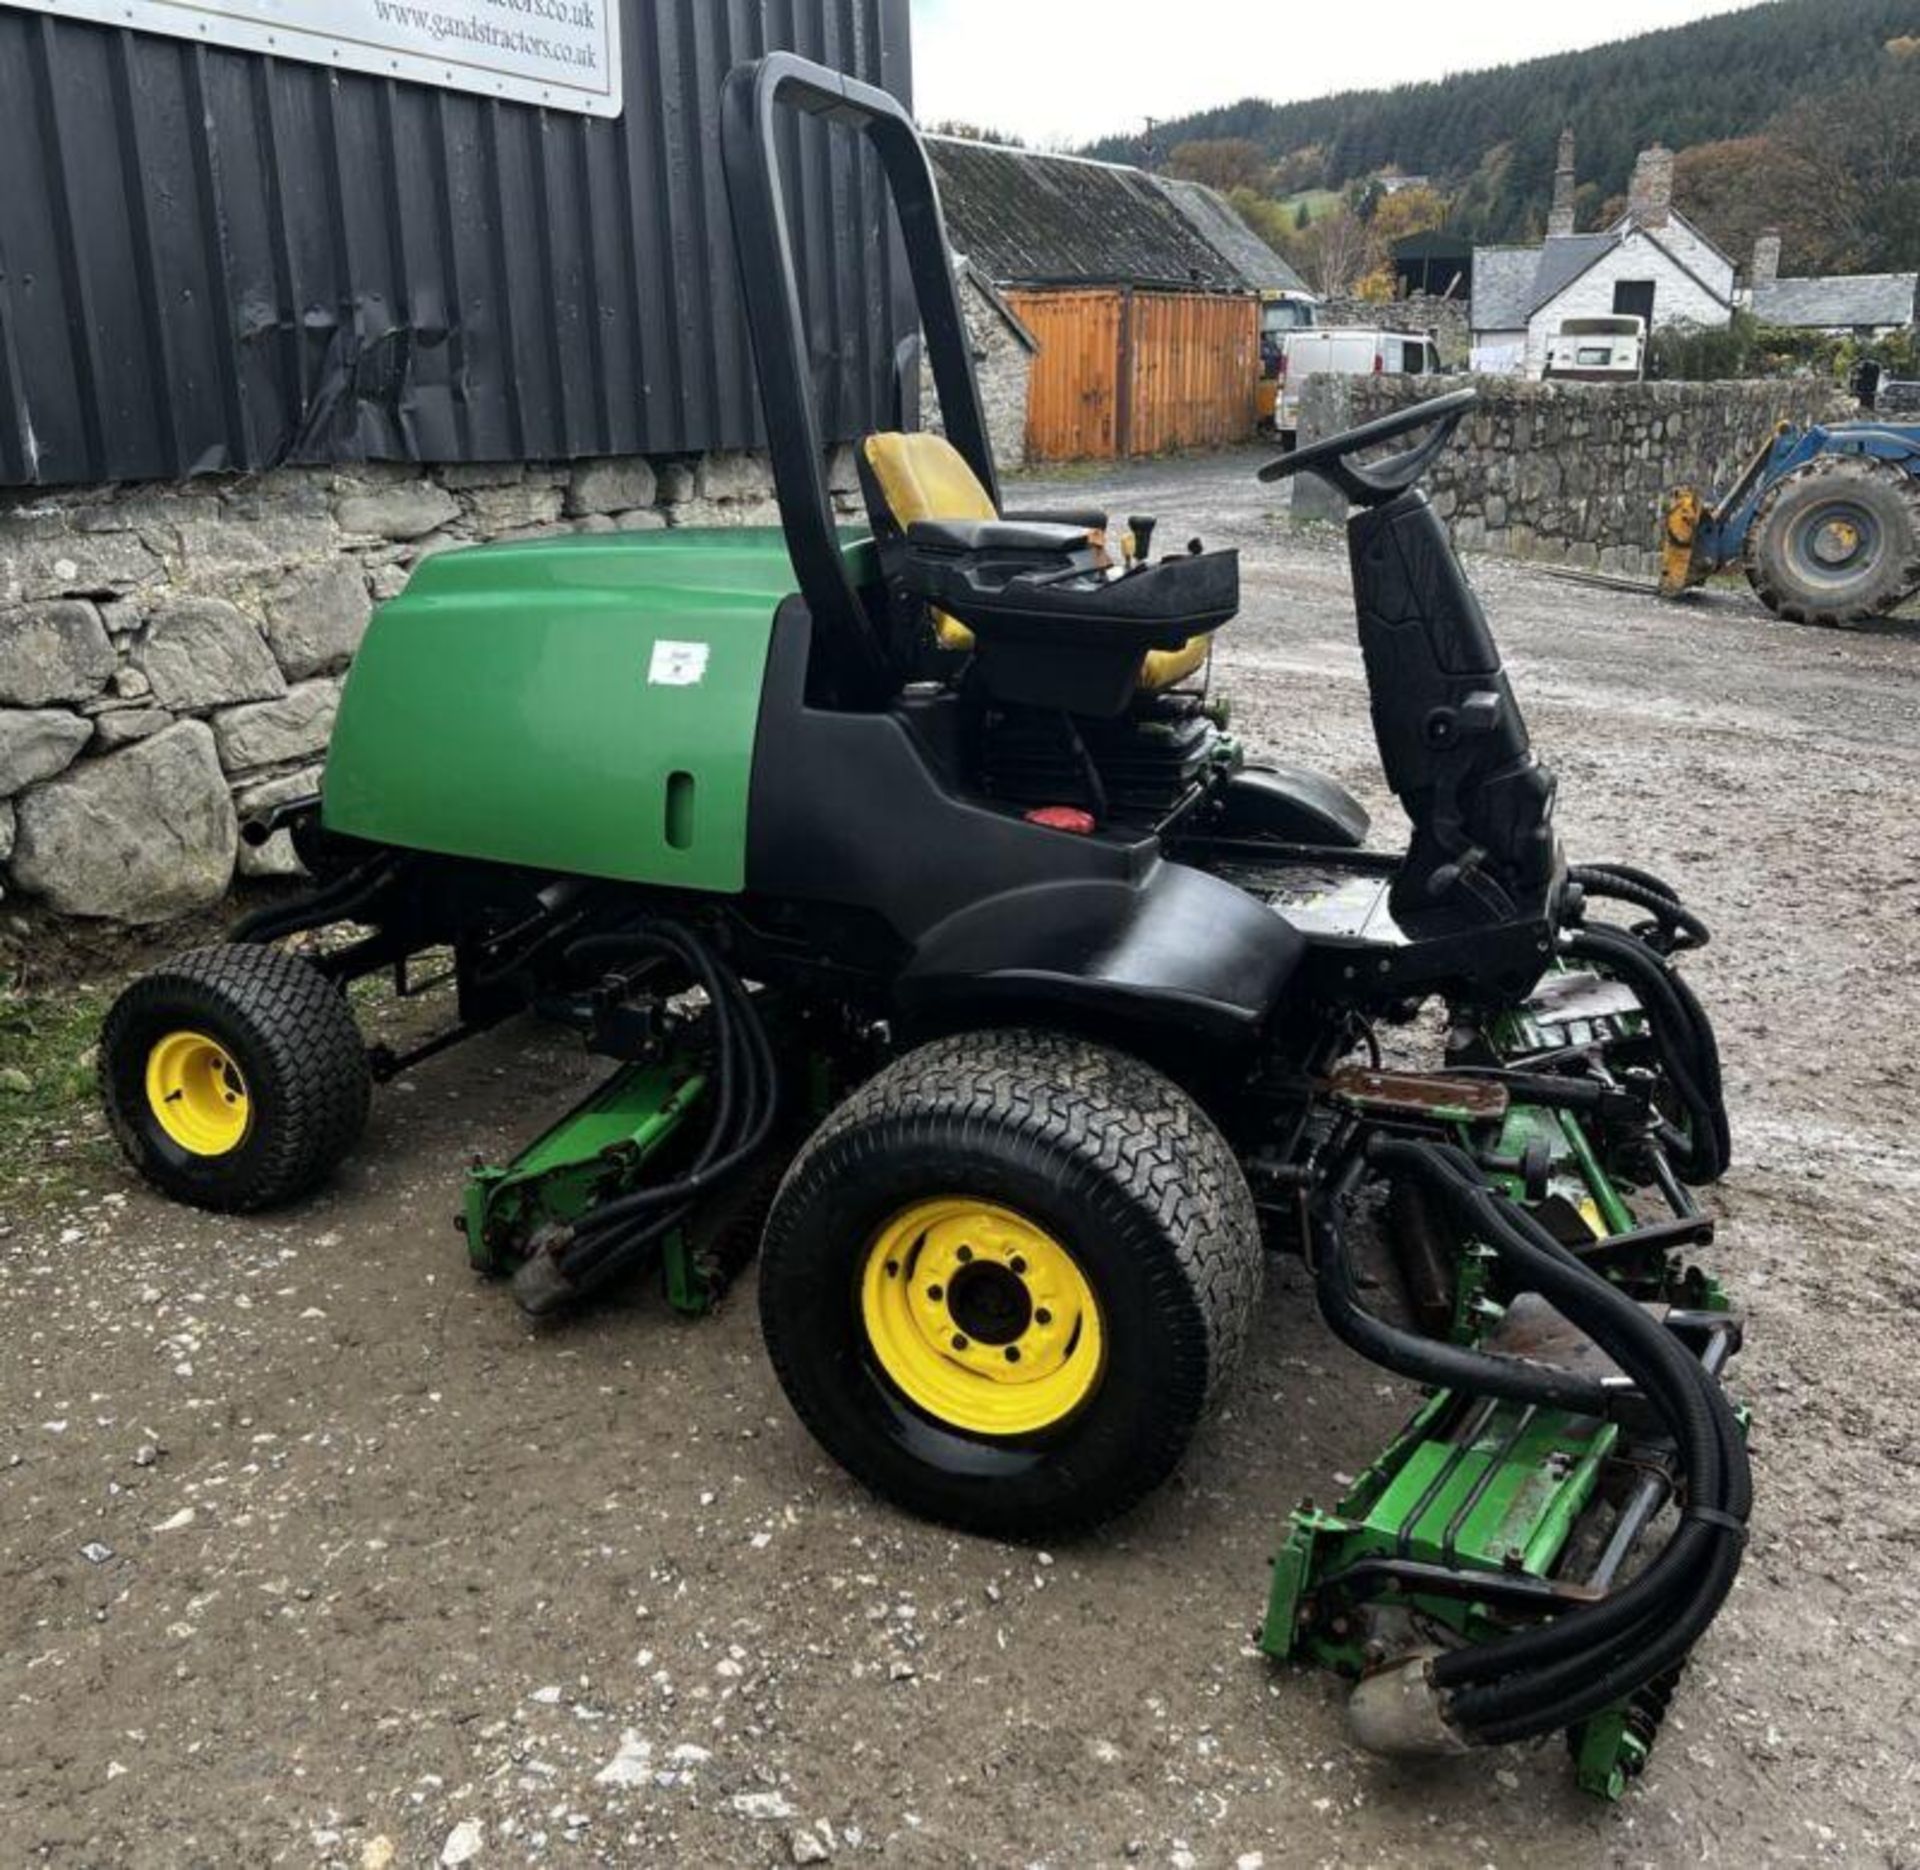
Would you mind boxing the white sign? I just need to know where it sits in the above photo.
[648,641,711,689]
[16,0,623,117]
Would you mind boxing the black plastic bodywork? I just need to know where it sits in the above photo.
[1349,491,1561,936]
[743,602,1303,1048]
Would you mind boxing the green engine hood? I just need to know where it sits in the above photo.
[323,526,875,894]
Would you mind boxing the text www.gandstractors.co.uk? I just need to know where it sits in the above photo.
[369,0,601,69]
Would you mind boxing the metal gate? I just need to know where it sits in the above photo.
[1006,287,1257,463]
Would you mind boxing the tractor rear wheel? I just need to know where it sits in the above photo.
[758,1030,1263,1539]
[100,945,371,1213]
[1743,455,1920,627]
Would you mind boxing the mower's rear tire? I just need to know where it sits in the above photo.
[101,944,371,1214]
[758,1030,1263,1540]
[1743,456,1920,627]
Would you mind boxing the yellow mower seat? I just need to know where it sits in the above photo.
[860,433,1213,693]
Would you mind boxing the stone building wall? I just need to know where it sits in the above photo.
[0,449,857,925]
[1317,293,1473,370]
[921,267,1037,476]
[1291,374,1856,572]
[1520,228,1732,377]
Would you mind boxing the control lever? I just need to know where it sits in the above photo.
[1128,516,1157,567]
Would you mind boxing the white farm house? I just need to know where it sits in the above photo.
[1471,142,1735,377]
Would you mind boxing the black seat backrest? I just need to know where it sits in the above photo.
[1348,490,1560,935]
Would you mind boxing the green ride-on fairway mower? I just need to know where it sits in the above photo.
[99,55,1751,1799]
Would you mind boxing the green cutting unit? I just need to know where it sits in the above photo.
[99,54,1751,1798]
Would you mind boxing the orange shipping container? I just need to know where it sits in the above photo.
[1005,287,1258,464]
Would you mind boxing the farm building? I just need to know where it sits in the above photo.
[1471,143,1736,377]
[926,137,1299,462]
[1393,234,1475,302]
[1748,235,1918,338]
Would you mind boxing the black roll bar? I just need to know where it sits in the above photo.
[720,52,998,707]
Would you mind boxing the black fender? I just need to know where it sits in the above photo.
[1215,765,1372,849]
[896,860,1303,1048]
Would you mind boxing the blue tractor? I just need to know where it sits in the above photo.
[1661,416,1920,626]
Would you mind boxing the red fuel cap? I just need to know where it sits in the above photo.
[1025,807,1098,836]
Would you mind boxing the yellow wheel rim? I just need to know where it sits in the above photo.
[860,1199,1105,1438]
[145,1030,252,1158]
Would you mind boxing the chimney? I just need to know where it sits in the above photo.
[1752,229,1783,289]
[1627,144,1675,229]
[1548,127,1578,238]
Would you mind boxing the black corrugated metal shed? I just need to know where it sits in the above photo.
[926,138,1250,294]
[0,0,913,489]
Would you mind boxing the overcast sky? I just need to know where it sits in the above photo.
[910,0,1764,149]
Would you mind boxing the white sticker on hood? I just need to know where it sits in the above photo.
[649,641,711,688]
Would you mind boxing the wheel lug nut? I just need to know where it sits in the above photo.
[1005,1347,1022,1364]
[953,1334,970,1352]
[928,1285,944,1302]
[1035,1309,1053,1326]
[1011,1257,1028,1275]
[957,1246,974,1263]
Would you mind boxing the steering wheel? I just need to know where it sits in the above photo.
[1259,387,1477,509]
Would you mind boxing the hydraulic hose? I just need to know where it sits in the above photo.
[1311,1202,1614,1417]
[536,922,780,1300]
[1359,1139,1750,1746]
[230,855,405,945]
[566,927,779,1235]
[1569,863,1712,952]
[1463,1386,1750,1744]
[1566,923,1731,1183]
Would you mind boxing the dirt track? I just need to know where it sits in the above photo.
[4,451,1919,1868]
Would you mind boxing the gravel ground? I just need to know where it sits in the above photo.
[4,450,1918,1869]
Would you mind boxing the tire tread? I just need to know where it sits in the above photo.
[101,944,370,1212]
[1743,454,1920,627]
[761,1030,1262,1536]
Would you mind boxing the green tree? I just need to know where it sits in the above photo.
[1166,138,1273,194]
[1675,135,1853,274]
[1078,0,1920,242]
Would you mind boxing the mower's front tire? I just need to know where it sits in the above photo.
[100,945,371,1214]
[759,1030,1263,1540]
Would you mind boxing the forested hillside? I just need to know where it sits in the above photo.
[1083,0,1920,244]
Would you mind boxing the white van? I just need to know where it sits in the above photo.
[1543,315,1646,383]
[1274,328,1444,442]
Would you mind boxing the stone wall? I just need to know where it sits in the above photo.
[1318,293,1473,370]
[0,449,857,925]
[1291,374,1856,572]
[921,266,1037,476]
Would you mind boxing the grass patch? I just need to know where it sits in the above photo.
[0,972,115,1206]
[1280,188,1342,227]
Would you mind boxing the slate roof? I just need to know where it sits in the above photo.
[1472,246,1545,332]
[927,137,1253,293]
[1475,219,1741,335]
[1150,175,1313,296]
[1754,274,1918,330]
[1526,235,1620,315]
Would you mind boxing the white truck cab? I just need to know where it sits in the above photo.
[1274,328,1444,443]
[1543,315,1647,383]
